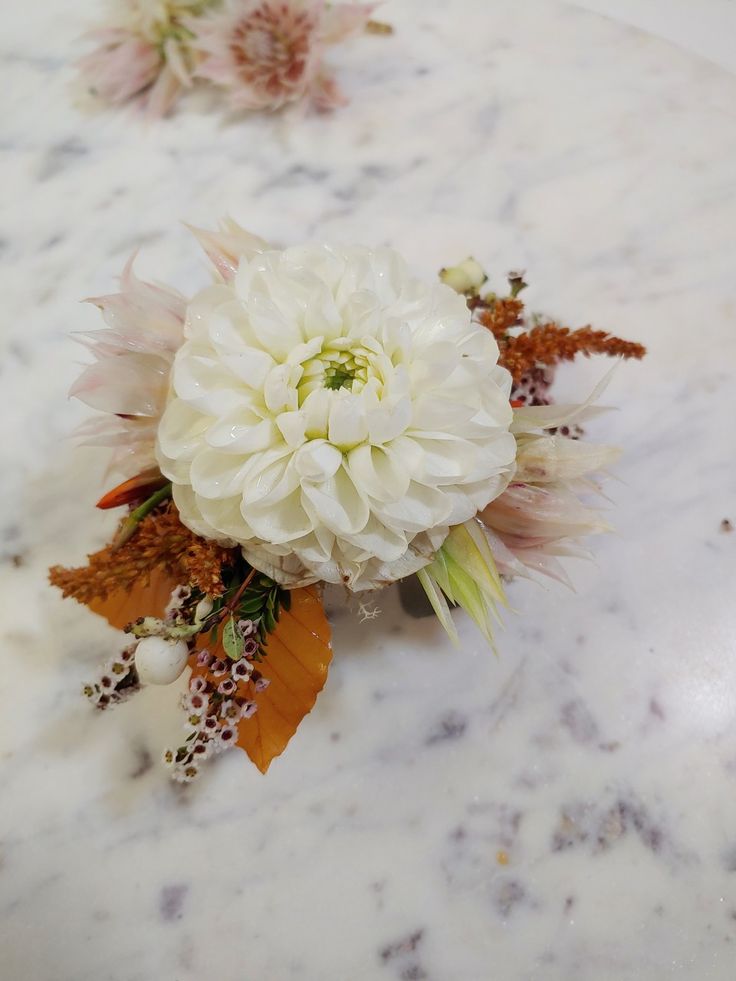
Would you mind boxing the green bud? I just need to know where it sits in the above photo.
[439,257,488,295]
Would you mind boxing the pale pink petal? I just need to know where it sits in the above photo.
[319,2,375,44]
[163,35,193,86]
[145,63,184,117]
[479,421,618,586]
[309,69,348,111]
[85,255,186,350]
[71,256,187,473]
[70,353,171,416]
[78,31,161,105]
[187,219,271,281]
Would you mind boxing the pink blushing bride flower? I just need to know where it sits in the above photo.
[77,1,206,115]
[186,218,271,281]
[193,0,375,112]
[479,418,621,586]
[78,28,162,105]
[71,258,187,476]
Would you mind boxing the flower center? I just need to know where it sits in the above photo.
[297,341,374,404]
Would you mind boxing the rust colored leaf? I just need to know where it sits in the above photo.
[199,586,332,773]
[239,586,332,772]
[87,566,178,629]
[88,576,333,774]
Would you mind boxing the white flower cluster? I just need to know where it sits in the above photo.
[163,638,267,783]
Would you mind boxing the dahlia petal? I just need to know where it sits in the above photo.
[366,395,412,445]
[190,448,255,500]
[277,410,308,448]
[263,363,300,414]
[206,410,276,454]
[244,487,315,545]
[294,440,343,481]
[372,482,453,535]
[246,293,305,358]
[157,398,211,460]
[217,353,276,396]
[301,467,370,536]
[240,546,317,587]
[328,392,369,448]
[239,449,297,506]
[301,388,331,438]
[197,493,252,542]
[172,348,244,415]
[187,287,239,338]
[346,515,408,563]
[174,484,236,545]
[410,396,476,434]
[346,444,411,502]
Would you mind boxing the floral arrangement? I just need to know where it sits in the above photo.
[76,0,389,117]
[50,221,645,780]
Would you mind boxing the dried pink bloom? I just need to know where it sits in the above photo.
[480,418,620,586]
[187,218,270,281]
[77,1,206,115]
[71,256,186,476]
[192,0,375,112]
[78,28,162,105]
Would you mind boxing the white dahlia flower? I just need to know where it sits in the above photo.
[156,244,517,590]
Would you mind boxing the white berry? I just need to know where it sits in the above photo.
[135,637,189,686]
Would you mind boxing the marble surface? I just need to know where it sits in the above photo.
[2,1,736,978]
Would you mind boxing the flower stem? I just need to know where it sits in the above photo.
[225,568,257,613]
[112,483,172,550]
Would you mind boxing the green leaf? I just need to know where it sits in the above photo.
[420,520,508,651]
[222,615,245,660]
[237,595,266,615]
[417,568,459,646]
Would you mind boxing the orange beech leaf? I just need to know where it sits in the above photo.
[194,586,332,773]
[88,566,178,629]
[87,574,333,774]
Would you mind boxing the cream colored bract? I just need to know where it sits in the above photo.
[156,244,517,590]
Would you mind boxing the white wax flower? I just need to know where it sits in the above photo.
[156,244,517,590]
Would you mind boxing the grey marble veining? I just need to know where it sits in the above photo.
[2,1,736,979]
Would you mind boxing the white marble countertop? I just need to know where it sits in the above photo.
[2,1,736,978]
